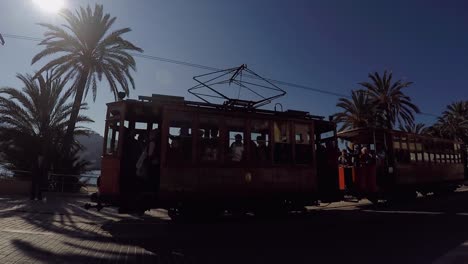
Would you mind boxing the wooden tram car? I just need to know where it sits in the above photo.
[89,64,467,218]
[337,128,467,203]
[94,94,341,217]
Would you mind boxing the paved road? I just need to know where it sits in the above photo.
[2,190,468,263]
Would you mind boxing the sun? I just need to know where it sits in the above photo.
[32,0,65,13]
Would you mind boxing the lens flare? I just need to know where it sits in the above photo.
[32,0,65,13]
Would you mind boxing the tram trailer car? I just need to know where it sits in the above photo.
[337,128,467,203]
[94,94,341,217]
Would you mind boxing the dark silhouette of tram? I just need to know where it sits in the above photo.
[96,94,339,217]
[89,65,467,218]
[91,65,341,218]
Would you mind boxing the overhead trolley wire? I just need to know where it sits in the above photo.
[1,33,439,118]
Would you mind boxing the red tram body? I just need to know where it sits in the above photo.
[96,94,340,216]
[93,94,467,218]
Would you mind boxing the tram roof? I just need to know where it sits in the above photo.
[117,93,330,122]
[338,127,462,143]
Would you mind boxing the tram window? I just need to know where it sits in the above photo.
[401,137,408,150]
[409,139,416,151]
[295,123,312,164]
[416,140,422,152]
[435,154,440,163]
[393,135,401,149]
[228,131,244,162]
[152,123,158,130]
[423,152,429,162]
[199,117,220,162]
[416,153,422,162]
[124,120,129,128]
[410,153,416,162]
[227,119,245,162]
[320,131,334,139]
[135,122,147,130]
[168,115,193,163]
[105,121,120,155]
[274,121,291,164]
[251,120,271,163]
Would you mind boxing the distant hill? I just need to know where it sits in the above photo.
[76,132,104,170]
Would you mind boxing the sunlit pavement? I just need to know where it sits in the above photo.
[2,190,468,263]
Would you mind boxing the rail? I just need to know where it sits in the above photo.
[0,168,99,194]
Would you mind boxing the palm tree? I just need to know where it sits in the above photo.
[432,101,468,143]
[31,4,143,154]
[359,71,420,129]
[334,90,376,131]
[0,73,92,173]
[398,123,428,135]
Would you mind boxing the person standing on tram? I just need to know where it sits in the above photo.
[204,128,219,161]
[338,149,352,166]
[359,147,375,165]
[147,129,161,191]
[230,134,244,162]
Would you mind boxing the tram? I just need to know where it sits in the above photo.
[95,94,340,217]
[88,65,467,218]
[337,128,467,203]
[91,65,341,218]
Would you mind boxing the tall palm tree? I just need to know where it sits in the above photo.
[359,71,420,129]
[334,90,376,131]
[31,4,143,154]
[433,101,468,143]
[0,73,92,172]
[398,123,428,135]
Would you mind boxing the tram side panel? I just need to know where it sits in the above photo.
[158,166,318,208]
[395,163,465,185]
[100,156,121,197]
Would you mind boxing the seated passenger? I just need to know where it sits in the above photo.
[230,134,244,162]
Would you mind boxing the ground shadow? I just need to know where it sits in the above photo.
[101,191,468,264]
[6,191,468,263]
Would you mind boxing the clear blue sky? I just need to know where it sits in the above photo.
[1,0,467,135]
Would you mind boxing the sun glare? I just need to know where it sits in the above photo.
[32,0,65,13]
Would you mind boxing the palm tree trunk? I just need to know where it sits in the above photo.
[62,70,89,155]
[386,112,393,130]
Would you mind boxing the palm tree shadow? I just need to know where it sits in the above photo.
[11,239,158,264]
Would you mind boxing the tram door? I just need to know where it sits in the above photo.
[120,120,161,196]
[337,131,387,195]
[315,127,339,200]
